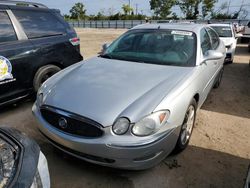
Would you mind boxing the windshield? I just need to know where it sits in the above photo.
[101,29,197,67]
[211,26,232,37]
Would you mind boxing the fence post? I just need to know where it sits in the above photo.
[115,20,117,29]
[131,20,133,28]
[83,20,85,28]
[123,20,125,28]
[78,20,79,27]
[95,20,97,28]
[102,20,104,28]
[108,21,110,28]
[90,21,92,28]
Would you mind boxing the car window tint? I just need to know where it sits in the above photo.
[211,26,232,37]
[0,12,17,43]
[105,29,197,67]
[200,28,212,55]
[207,28,220,50]
[13,10,66,39]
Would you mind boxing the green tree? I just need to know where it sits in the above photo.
[150,0,177,18]
[70,2,86,20]
[177,0,201,19]
[211,13,232,19]
[63,14,71,21]
[122,4,133,15]
[202,0,217,18]
[211,2,231,19]
[177,0,216,19]
[171,12,179,19]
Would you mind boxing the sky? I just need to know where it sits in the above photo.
[26,0,250,18]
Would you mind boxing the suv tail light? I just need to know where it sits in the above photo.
[69,37,80,46]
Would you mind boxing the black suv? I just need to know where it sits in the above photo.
[0,1,83,106]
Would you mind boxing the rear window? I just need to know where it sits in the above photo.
[13,10,66,39]
[211,26,232,37]
[0,12,17,43]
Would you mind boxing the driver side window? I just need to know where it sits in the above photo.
[200,28,212,55]
[116,34,136,52]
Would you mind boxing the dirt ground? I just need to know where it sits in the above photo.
[0,29,249,188]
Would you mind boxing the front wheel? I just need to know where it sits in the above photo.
[33,65,61,92]
[174,99,197,152]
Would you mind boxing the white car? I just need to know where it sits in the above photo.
[210,24,240,63]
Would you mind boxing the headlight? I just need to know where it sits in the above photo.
[112,118,130,135]
[132,110,170,136]
[226,44,232,50]
[0,128,50,188]
[37,93,43,107]
[0,131,20,188]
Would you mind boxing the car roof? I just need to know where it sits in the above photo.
[0,0,47,8]
[131,23,207,34]
[209,23,232,27]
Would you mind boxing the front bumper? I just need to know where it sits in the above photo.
[32,103,180,170]
[224,46,236,62]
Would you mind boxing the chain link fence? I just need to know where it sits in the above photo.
[68,19,249,29]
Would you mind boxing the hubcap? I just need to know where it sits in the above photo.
[180,105,195,145]
[40,71,57,86]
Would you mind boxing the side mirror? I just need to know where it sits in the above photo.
[102,43,110,52]
[202,50,224,63]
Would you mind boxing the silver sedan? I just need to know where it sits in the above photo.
[33,23,226,170]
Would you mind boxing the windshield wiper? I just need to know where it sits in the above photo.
[99,54,113,59]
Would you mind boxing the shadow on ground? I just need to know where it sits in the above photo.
[202,61,250,119]
[40,143,249,188]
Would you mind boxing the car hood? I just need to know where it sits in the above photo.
[42,57,194,126]
[220,37,235,46]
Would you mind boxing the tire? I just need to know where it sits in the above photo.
[174,99,197,153]
[33,64,61,92]
[213,67,224,89]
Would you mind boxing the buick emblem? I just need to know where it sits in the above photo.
[58,117,68,129]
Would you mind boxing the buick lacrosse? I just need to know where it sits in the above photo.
[33,23,225,170]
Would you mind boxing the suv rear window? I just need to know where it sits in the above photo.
[13,10,66,39]
[0,12,17,43]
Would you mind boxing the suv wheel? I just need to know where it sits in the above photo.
[33,65,61,92]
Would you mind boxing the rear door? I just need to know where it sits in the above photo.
[199,28,219,104]
[0,10,35,104]
[206,27,223,72]
[11,8,82,68]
